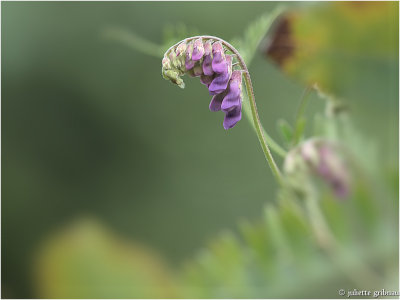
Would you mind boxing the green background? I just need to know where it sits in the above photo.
[2,2,398,298]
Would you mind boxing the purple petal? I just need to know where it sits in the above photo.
[211,42,227,73]
[185,43,194,70]
[204,40,212,55]
[191,38,204,61]
[209,92,225,112]
[202,54,214,76]
[185,55,195,70]
[223,104,242,129]
[212,52,227,73]
[208,71,230,95]
[221,80,241,112]
[208,56,232,95]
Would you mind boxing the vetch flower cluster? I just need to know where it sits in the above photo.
[162,37,242,129]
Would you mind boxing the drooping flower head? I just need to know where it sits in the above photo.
[161,37,243,130]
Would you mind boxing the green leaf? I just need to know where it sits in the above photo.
[277,118,293,144]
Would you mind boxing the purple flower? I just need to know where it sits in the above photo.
[208,55,232,95]
[185,43,195,70]
[162,38,243,129]
[191,38,205,61]
[292,139,352,198]
[209,90,227,112]
[202,41,214,76]
[316,145,350,198]
[223,104,242,130]
[221,70,242,112]
[211,42,227,73]
[222,71,242,129]
[209,70,243,129]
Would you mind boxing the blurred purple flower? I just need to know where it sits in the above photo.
[291,139,352,198]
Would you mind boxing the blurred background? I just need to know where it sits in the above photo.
[2,2,398,298]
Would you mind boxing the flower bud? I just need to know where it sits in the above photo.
[193,62,204,77]
[185,43,195,70]
[162,57,171,70]
[211,42,226,73]
[284,139,351,198]
[162,69,185,89]
[169,51,185,73]
[175,42,187,56]
[301,139,320,167]
[191,38,205,61]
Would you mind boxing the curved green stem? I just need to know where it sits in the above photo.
[242,72,284,185]
[241,94,287,158]
[167,36,284,184]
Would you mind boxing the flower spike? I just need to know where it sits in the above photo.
[162,37,241,129]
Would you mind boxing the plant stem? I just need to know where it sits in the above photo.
[242,72,284,185]
[241,94,287,158]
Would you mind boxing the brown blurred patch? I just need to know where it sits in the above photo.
[263,15,295,67]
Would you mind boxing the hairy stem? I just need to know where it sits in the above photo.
[167,36,284,184]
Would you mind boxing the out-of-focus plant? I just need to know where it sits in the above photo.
[32,219,178,298]
[263,2,398,104]
[33,3,398,298]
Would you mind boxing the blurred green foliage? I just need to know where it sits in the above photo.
[2,2,398,299]
[33,219,177,298]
